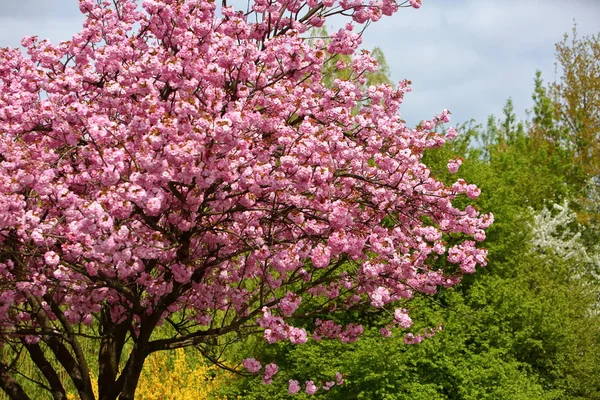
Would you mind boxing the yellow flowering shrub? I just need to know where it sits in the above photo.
[65,348,229,400]
[136,348,224,400]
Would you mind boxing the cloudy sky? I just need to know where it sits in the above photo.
[359,0,600,126]
[1,0,599,127]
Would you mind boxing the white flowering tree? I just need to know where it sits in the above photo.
[531,201,600,283]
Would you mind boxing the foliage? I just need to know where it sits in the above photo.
[550,27,600,179]
[0,0,491,399]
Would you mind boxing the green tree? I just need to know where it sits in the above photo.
[550,27,600,178]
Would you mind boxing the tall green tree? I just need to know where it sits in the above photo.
[550,27,600,178]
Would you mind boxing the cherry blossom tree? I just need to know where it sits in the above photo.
[0,0,491,398]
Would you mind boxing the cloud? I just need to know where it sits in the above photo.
[0,0,81,19]
[0,2,83,48]
[360,0,600,125]
[0,0,599,128]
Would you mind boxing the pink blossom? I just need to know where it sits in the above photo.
[279,292,302,316]
[446,126,458,140]
[447,158,463,174]
[466,184,482,199]
[23,335,41,345]
[369,286,390,308]
[146,197,162,215]
[288,380,300,394]
[242,358,262,373]
[394,308,413,329]
[404,333,424,344]
[44,251,60,267]
[409,0,422,9]
[289,327,308,344]
[474,230,486,242]
[263,363,278,384]
[311,243,331,268]
[305,380,319,394]
[339,323,364,343]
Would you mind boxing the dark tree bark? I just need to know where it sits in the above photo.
[0,362,32,400]
[22,340,68,400]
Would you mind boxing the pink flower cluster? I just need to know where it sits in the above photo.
[257,307,308,344]
[312,319,364,343]
[394,308,413,329]
[287,372,344,395]
[447,158,463,174]
[243,358,262,373]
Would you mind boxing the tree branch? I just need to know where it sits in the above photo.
[21,340,68,400]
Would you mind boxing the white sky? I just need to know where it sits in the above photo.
[1,0,599,127]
